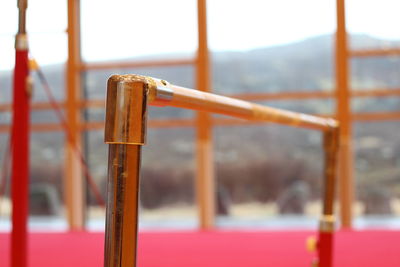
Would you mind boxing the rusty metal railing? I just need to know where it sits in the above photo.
[103,74,340,267]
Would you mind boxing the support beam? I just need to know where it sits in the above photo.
[81,58,195,71]
[66,0,85,230]
[335,0,353,228]
[196,0,215,229]
[350,48,400,57]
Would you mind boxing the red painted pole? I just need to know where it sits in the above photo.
[11,0,30,266]
[318,232,334,267]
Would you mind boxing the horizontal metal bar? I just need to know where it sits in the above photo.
[352,88,400,98]
[0,102,63,112]
[0,123,62,132]
[352,111,400,121]
[80,58,195,71]
[350,48,400,57]
[230,91,333,101]
[138,76,335,131]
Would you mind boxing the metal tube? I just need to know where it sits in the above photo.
[104,75,148,267]
[322,129,340,216]
[120,74,339,132]
[17,0,27,34]
[317,128,340,267]
[164,84,337,131]
[104,144,141,266]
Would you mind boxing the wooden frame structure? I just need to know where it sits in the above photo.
[103,74,340,267]
[2,0,400,231]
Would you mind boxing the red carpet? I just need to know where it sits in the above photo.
[1,230,399,266]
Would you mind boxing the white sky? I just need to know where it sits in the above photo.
[0,0,400,70]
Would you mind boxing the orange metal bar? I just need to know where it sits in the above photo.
[66,0,85,230]
[30,123,63,131]
[0,102,61,111]
[0,123,64,132]
[352,111,400,121]
[352,89,400,98]
[232,88,400,100]
[215,111,400,125]
[350,48,400,57]
[336,0,353,229]
[105,75,338,132]
[230,91,333,101]
[195,0,215,229]
[81,58,195,71]
[156,84,337,131]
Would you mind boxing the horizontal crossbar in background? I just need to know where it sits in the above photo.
[80,58,195,71]
[350,48,400,57]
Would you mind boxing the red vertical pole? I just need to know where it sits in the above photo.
[11,0,30,266]
[318,232,334,267]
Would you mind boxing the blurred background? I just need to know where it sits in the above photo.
[1,0,400,231]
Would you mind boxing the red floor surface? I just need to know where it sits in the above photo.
[1,230,399,267]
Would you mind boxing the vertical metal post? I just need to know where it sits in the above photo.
[196,0,215,229]
[317,128,340,267]
[66,0,85,230]
[335,0,353,228]
[104,76,149,267]
[11,0,30,266]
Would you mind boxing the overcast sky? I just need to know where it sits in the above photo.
[0,0,400,70]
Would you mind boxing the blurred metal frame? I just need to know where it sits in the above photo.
[1,0,400,231]
[335,0,353,229]
[65,0,85,230]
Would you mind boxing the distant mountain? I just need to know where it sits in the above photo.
[1,34,400,207]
